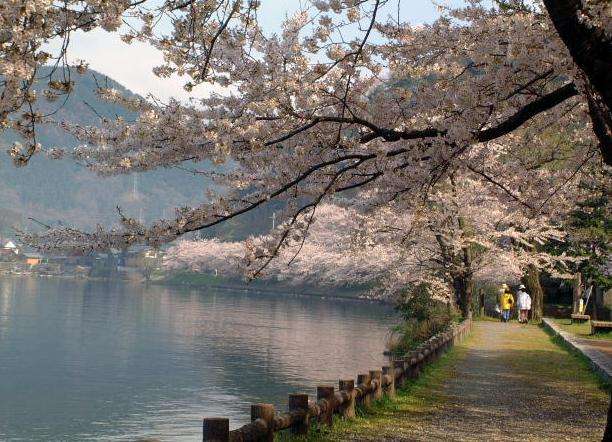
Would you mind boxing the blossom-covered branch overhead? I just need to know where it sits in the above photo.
[1,0,608,253]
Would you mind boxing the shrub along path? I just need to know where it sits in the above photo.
[322,321,609,441]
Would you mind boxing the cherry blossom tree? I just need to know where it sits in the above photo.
[164,159,579,315]
[1,1,607,268]
[164,204,403,289]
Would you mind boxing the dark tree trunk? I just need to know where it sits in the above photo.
[478,288,485,317]
[572,273,583,314]
[463,247,474,318]
[604,392,612,442]
[453,247,474,318]
[523,264,544,322]
[591,286,599,321]
[453,246,474,318]
[543,0,612,164]
[453,274,471,318]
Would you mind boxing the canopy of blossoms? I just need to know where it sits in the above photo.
[164,166,578,300]
[1,1,608,280]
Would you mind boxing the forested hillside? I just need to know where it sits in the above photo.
[0,67,274,240]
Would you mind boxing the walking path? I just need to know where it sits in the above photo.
[326,321,610,441]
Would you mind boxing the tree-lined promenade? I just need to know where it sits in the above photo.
[317,321,609,441]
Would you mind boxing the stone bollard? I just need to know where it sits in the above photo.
[202,417,229,442]
[405,353,417,380]
[317,386,335,427]
[251,403,275,442]
[338,379,356,418]
[416,351,425,375]
[288,393,310,435]
[405,359,413,379]
[370,370,383,401]
[357,373,372,407]
[393,360,404,388]
[402,359,411,385]
[382,365,395,398]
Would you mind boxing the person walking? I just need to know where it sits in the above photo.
[500,286,515,322]
[516,284,532,324]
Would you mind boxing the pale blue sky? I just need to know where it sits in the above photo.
[256,0,447,31]
[48,1,448,102]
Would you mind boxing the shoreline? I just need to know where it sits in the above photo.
[152,277,392,305]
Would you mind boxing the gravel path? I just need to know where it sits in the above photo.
[336,321,609,441]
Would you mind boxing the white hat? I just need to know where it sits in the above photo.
[519,284,526,290]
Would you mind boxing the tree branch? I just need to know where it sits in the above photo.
[476,82,579,142]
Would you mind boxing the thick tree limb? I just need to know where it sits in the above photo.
[543,0,612,164]
[476,83,579,142]
[360,83,579,145]
[271,83,578,150]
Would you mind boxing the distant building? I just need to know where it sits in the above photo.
[24,253,44,267]
[2,240,19,254]
[0,240,20,260]
[144,250,161,259]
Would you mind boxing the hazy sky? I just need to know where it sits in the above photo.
[47,1,446,102]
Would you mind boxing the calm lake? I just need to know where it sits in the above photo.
[0,276,394,441]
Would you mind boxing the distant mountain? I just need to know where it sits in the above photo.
[0,67,273,240]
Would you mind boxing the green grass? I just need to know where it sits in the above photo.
[536,324,611,392]
[552,318,612,340]
[474,315,503,322]
[540,324,611,392]
[476,316,542,325]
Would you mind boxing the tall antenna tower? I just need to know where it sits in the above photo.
[132,175,138,200]
[271,212,276,230]
[132,175,143,223]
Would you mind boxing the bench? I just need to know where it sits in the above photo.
[571,314,590,324]
[591,320,612,335]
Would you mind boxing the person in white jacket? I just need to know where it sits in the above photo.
[516,285,532,324]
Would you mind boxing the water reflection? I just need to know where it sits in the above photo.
[0,276,394,441]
